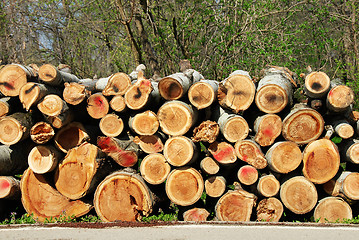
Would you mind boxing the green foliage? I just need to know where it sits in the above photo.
[1,213,37,225]
[331,136,342,144]
[141,210,178,222]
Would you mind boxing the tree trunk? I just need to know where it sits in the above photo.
[163,136,198,167]
[38,64,79,86]
[128,110,159,136]
[165,167,204,206]
[0,176,20,200]
[109,95,127,112]
[234,140,267,169]
[313,197,352,223]
[280,176,318,214]
[183,208,210,221]
[133,134,166,154]
[282,104,324,144]
[54,122,90,153]
[302,138,340,184]
[256,174,280,197]
[0,64,37,96]
[188,80,219,109]
[215,189,256,221]
[217,70,256,113]
[94,169,154,222]
[99,113,124,137]
[37,94,69,117]
[139,153,171,185]
[304,71,331,98]
[237,165,258,185]
[86,93,109,119]
[208,141,237,165]
[157,100,198,136]
[253,114,282,147]
[200,156,220,175]
[0,112,33,145]
[265,141,302,174]
[30,121,55,144]
[204,175,226,198]
[102,72,132,96]
[124,73,154,110]
[21,168,92,222]
[158,72,192,100]
[28,145,61,174]
[192,120,219,143]
[256,197,283,222]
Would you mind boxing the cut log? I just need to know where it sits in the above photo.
[63,82,91,105]
[183,208,210,221]
[256,174,280,197]
[99,113,124,137]
[332,120,354,139]
[55,142,108,200]
[342,140,359,164]
[200,157,220,175]
[215,108,249,143]
[302,138,340,184]
[38,64,79,86]
[124,72,154,110]
[280,176,318,214]
[255,67,293,113]
[30,122,55,144]
[314,197,352,223]
[0,176,20,200]
[234,140,267,169]
[0,64,37,96]
[331,172,359,201]
[0,112,33,145]
[215,189,257,221]
[109,95,127,112]
[253,114,282,147]
[28,145,61,174]
[282,104,324,144]
[217,70,256,113]
[129,110,159,136]
[192,120,219,143]
[0,143,32,175]
[208,141,237,165]
[102,72,131,96]
[327,84,354,112]
[163,136,198,167]
[19,82,61,111]
[166,167,204,206]
[265,141,302,174]
[97,136,140,167]
[86,93,109,119]
[139,153,171,185]
[205,175,226,198]
[94,169,154,222]
[237,165,258,185]
[157,101,198,136]
[21,168,92,222]
[133,134,165,154]
[37,94,68,117]
[44,109,74,129]
[188,80,219,109]
[159,72,192,100]
[0,97,10,117]
[54,122,90,153]
[256,197,283,222]
[304,71,331,98]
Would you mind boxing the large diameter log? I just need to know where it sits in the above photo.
[0,64,37,96]
[86,93,109,119]
[0,176,20,200]
[28,145,61,174]
[97,136,140,167]
[139,153,171,185]
[30,122,55,144]
[165,167,204,206]
[192,120,219,143]
[218,70,255,113]
[94,169,154,222]
[99,114,124,137]
[38,64,79,86]
[37,94,69,117]
[327,85,354,112]
[256,198,283,222]
[21,168,92,222]
[302,139,340,184]
[164,136,198,167]
[257,174,280,197]
[125,74,153,110]
[216,108,249,143]
[205,176,226,198]
[215,189,257,221]
[304,71,331,98]
[200,157,220,175]
[159,73,192,100]
[282,104,324,144]
[133,134,165,154]
[129,110,159,136]
[234,140,267,169]
[237,165,258,185]
[253,114,282,147]
[265,141,302,174]
[157,101,198,136]
[109,95,126,112]
[0,112,33,145]
[102,72,131,96]
[183,208,210,222]
[55,142,108,200]
[0,143,32,175]
[208,141,237,165]
[188,80,219,109]
[54,122,90,153]
[280,176,318,214]
[314,197,352,223]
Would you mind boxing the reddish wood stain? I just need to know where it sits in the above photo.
[263,128,274,137]
[140,80,151,87]
[213,147,233,162]
[119,152,137,167]
[328,89,334,97]
[94,96,104,110]
[97,137,119,152]
[0,179,10,190]
[243,155,248,162]
[240,166,256,176]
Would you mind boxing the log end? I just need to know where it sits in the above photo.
[109,95,126,112]
[256,197,283,222]
[0,64,28,96]
[222,116,249,143]
[63,82,88,105]
[208,141,237,165]
[102,72,131,96]
[130,111,159,136]
[164,136,195,167]
[304,71,331,98]
[140,153,171,185]
[87,93,109,119]
[38,64,58,83]
[99,114,124,137]
[257,175,280,197]
[28,145,59,174]
[205,176,226,198]
[159,77,183,100]
[19,82,41,111]
[192,120,219,143]
[237,165,258,185]
[188,82,216,109]
[343,173,359,200]
[255,84,288,113]
[183,208,210,222]
[0,116,24,145]
[314,197,352,223]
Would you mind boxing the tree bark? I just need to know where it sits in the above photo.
[253,114,282,147]
[38,64,79,86]
[0,143,33,175]
[0,176,20,200]
[234,140,267,169]
[163,136,198,167]
[139,153,171,185]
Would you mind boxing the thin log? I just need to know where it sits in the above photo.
[124,72,153,110]
[234,140,267,169]
[163,136,198,167]
[86,93,109,119]
[332,120,354,139]
[158,72,192,100]
[331,172,359,201]
[253,114,282,147]
[200,157,220,175]
[102,72,132,96]
[0,64,37,96]
[256,197,283,222]
[237,165,258,186]
[139,153,171,185]
[129,110,159,136]
[0,176,20,200]
[28,145,61,174]
[188,80,219,109]
[304,71,331,98]
[256,174,280,197]
[37,94,69,117]
[314,197,352,223]
[44,109,74,129]
[183,208,210,222]
[208,141,237,165]
[342,140,359,164]
[133,134,166,154]
[205,175,226,198]
[327,83,354,113]
[192,120,219,143]
[109,95,127,112]
[63,82,91,105]
[99,113,124,137]
[0,112,33,145]
[38,64,79,86]
[54,122,90,153]
[0,97,10,117]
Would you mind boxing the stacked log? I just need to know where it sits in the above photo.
[0,62,358,225]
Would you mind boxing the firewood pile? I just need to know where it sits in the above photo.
[0,62,358,223]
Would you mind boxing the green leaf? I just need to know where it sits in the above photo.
[331,136,342,144]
